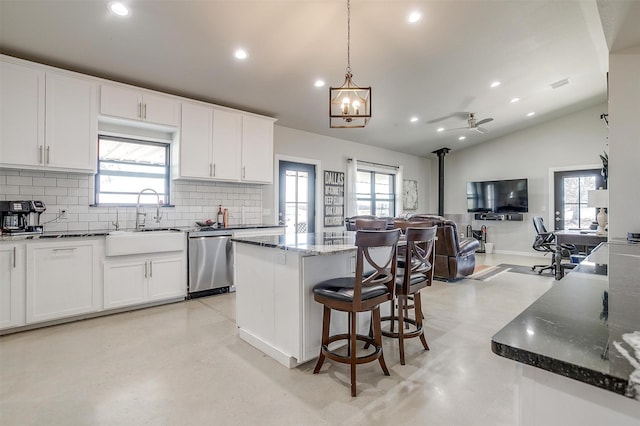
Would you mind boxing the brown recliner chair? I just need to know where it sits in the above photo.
[409,215,480,281]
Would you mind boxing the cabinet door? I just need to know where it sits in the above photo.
[148,254,186,301]
[26,241,99,324]
[179,101,213,179]
[104,258,147,309]
[100,84,142,121]
[45,72,97,172]
[0,244,25,330]
[143,93,180,127]
[241,115,274,183]
[0,59,45,168]
[212,109,242,181]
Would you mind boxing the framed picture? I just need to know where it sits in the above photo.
[403,179,418,210]
[324,170,345,227]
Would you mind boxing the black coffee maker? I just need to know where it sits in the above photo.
[0,200,46,234]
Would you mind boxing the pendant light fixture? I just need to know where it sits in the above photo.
[329,0,371,128]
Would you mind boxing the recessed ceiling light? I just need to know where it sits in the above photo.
[527,112,536,117]
[109,2,129,16]
[314,80,325,88]
[437,127,445,132]
[510,97,520,103]
[408,11,422,23]
[410,117,419,123]
[458,136,466,141]
[234,49,248,60]
[490,81,501,88]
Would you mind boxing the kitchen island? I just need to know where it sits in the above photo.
[232,231,379,368]
[491,241,640,425]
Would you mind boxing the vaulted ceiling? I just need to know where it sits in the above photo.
[1,1,634,157]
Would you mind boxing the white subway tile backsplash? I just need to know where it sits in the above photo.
[7,176,33,186]
[0,169,266,229]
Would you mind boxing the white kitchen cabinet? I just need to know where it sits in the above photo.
[212,109,242,181]
[0,56,97,173]
[104,252,185,309]
[0,60,44,168]
[0,243,26,330]
[25,239,100,324]
[241,114,274,183]
[100,84,180,127]
[176,102,241,181]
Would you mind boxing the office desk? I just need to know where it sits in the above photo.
[554,230,607,279]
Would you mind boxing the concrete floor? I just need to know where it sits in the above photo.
[0,253,555,426]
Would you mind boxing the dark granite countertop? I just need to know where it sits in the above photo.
[232,231,359,256]
[0,224,284,242]
[491,241,640,400]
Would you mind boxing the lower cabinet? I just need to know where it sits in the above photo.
[25,239,100,324]
[0,243,25,330]
[104,252,185,309]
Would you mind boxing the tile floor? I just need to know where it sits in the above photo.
[0,253,555,426]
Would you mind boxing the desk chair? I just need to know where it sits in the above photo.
[312,229,401,397]
[531,216,575,276]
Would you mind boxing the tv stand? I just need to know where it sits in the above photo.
[474,213,524,221]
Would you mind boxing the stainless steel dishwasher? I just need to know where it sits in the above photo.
[187,228,234,298]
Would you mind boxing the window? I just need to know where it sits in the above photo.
[554,169,603,230]
[95,135,170,205]
[356,170,395,216]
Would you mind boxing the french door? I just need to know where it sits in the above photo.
[553,169,604,231]
[278,161,316,234]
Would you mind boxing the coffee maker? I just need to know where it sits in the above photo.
[0,200,46,235]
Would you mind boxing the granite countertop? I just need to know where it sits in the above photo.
[232,231,359,256]
[491,240,640,400]
[0,224,284,242]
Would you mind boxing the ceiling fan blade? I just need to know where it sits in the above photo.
[427,112,470,124]
[476,118,494,126]
[445,126,470,132]
[475,127,488,134]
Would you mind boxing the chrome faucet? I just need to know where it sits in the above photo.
[135,188,163,230]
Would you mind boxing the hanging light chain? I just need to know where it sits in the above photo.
[346,0,351,74]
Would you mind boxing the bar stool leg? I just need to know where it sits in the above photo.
[414,292,429,351]
[313,306,331,374]
[372,307,390,376]
[397,295,406,365]
[350,311,357,397]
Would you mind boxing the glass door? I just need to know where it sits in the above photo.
[553,169,603,231]
[279,161,315,234]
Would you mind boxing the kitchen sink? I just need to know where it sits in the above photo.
[105,229,186,256]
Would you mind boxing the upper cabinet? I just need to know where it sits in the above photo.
[241,115,274,184]
[100,84,180,127]
[175,102,273,184]
[0,57,97,173]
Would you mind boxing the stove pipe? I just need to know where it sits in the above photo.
[432,148,450,216]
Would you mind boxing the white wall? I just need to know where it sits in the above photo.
[264,125,434,229]
[608,45,640,239]
[442,102,608,255]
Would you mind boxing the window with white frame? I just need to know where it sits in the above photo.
[95,135,170,205]
[356,170,396,217]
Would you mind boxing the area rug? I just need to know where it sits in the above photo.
[468,263,554,281]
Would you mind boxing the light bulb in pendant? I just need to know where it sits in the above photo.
[352,100,361,115]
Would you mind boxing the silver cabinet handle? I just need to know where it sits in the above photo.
[144,261,148,278]
[242,166,246,179]
[209,163,213,177]
[138,102,143,119]
[143,103,147,119]
[13,247,16,268]
[46,146,50,164]
[213,164,216,176]
[149,260,152,277]
[39,145,44,164]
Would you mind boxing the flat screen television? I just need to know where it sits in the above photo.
[467,178,528,213]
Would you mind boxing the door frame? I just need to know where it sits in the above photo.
[274,155,323,233]
[547,163,600,230]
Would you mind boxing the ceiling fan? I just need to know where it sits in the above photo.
[446,113,494,134]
